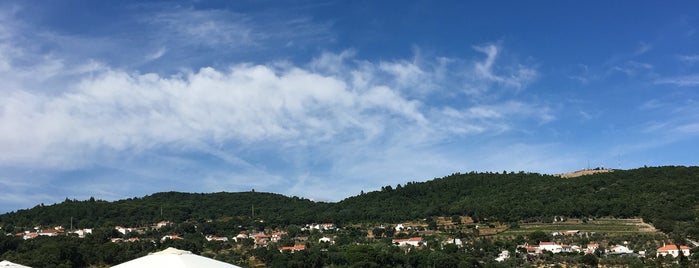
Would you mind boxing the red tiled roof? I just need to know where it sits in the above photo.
[281,244,306,251]
[393,237,422,243]
[657,244,691,252]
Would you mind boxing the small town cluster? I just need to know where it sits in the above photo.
[12,221,342,253]
[10,218,694,263]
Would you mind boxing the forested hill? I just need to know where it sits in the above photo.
[1,166,698,235]
[0,192,332,229]
[336,166,699,235]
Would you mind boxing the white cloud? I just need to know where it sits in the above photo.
[146,48,167,61]
[149,9,258,49]
[0,10,550,207]
[145,7,334,54]
[678,54,699,63]
[469,44,537,94]
[655,74,699,87]
[611,61,654,77]
[309,49,356,74]
[0,61,436,168]
[634,41,653,55]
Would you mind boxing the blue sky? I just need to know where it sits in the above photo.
[1,0,698,212]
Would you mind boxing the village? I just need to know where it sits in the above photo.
[5,216,694,265]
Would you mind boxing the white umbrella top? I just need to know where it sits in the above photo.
[112,247,241,268]
[0,260,32,268]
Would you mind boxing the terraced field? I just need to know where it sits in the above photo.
[499,218,659,237]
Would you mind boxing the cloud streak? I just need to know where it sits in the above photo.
[655,74,699,87]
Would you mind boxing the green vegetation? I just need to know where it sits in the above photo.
[1,165,699,267]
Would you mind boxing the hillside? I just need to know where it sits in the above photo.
[0,191,330,229]
[557,168,614,178]
[337,166,699,235]
[2,166,699,236]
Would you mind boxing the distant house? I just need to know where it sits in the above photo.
[495,250,510,262]
[233,233,249,242]
[319,237,335,244]
[271,231,287,242]
[585,243,600,254]
[154,221,172,229]
[21,232,37,240]
[395,224,405,232]
[205,235,229,242]
[560,244,575,253]
[161,234,182,241]
[563,230,580,236]
[303,223,336,231]
[280,244,306,253]
[392,237,425,247]
[539,242,562,253]
[539,242,563,253]
[607,245,634,255]
[524,244,541,255]
[72,228,92,238]
[113,237,141,243]
[252,232,270,248]
[115,226,137,235]
[657,244,691,258]
[37,229,61,237]
[443,237,463,247]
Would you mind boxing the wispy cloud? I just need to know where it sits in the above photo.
[145,7,334,55]
[610,61,654,77]
[146,48,166,61]
[470,44,537,92]
[678,54,699,64]
[148,9,259,49]
[655,74,699,87]
[634,41,653,55]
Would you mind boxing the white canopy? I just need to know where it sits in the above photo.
[0,260,32,268]
[112,247,241,268]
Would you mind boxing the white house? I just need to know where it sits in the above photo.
[115,226,137,235]
[205,236,229,242]
[37,229,60,237]
[392,237,425,247]
[233,233,249,242]
[21,232,37,240]
[154,221,172,229]
[161,235,182,241]
[305,223,336,231]
[657,244,691,258]
[539,242,562,253]
[443,237,463,247]
[495,250,510,262]
[319,237,335,244]
[607,245,633,255]
[585,243,600,254]
[72,228,93,238]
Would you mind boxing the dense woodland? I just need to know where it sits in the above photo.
[1,166,699,267]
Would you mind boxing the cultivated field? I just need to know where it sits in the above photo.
[499,218,659,237]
